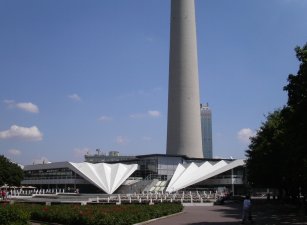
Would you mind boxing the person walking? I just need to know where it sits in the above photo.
[242,195,253,224]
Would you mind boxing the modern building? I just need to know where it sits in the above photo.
[201,103,213,158]
[22,154,246,195]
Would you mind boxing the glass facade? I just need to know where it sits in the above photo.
[200,103,213,158]
[182,166,245,195]
[21,162,95,192]
[23,168,83,181]
[120,155,184,181]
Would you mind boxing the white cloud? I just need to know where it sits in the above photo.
[116,136,129,145]
[16,102,39,113]
[4,100,39,113]
[148,110,161,117]
[0,125,43,141]
[8,149,21,156]
[98,116,112,122]
[237,128,256,144]
[33,157,50,165]
[68,94,81,102]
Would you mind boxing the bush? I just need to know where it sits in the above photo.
[29,203,182,225]
[0,202,183,225]
[0,203,30,225]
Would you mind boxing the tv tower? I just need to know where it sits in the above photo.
[166,0,203,158]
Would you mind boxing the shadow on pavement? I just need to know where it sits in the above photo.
[211,203,242,220]
[250,199,307,224]
[189,199,307,225]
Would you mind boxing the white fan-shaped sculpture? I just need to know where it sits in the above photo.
[166,159,244,193]
[69,162,138,194]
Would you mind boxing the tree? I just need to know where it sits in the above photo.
[246,109,287,190]
[284,44,307,110]
[283,43,307,197]
[246,43,307,198]
[0,155,24,186]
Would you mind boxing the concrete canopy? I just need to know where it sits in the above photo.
[166,159,245,193]
[69,162,138,194]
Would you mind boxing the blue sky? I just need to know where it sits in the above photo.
[1,0,307,165]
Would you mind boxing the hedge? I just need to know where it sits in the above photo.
[0,203,183,225]
[0,203,30,225]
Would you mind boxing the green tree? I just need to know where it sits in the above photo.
[246,43,307,198]
[246,109,287,189]
[283,43,307,197]
[0,155,24,186]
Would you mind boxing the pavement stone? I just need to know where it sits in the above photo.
[145,204,242,225]
[145,199,307,225]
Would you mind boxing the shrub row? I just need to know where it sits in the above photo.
[0,202,183,225]
[0,203,30,225]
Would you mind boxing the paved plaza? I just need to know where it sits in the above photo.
[144,199,307,225]
[144,204,242,225]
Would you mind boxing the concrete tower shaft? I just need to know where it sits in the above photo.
[166,0,203,158]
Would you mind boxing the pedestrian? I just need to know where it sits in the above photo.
[1,189,6,200]
[7,190,11,199]
[242,195,253,224]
